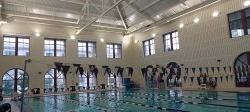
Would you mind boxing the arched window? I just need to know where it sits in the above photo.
[78,72,96,89]
[116,75,123,88]
[89,74,96,89]
[78,72,87,88]
[44,68,65,90]
[2,68,29,96]
[234,52,250,87]
[108,73,123,88]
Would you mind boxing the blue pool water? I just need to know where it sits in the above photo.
[23,89,250,112]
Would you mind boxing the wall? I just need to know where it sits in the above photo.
[0,21,133,90]
[1,0,250,91]
[131,0,250,90]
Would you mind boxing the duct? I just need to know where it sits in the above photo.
[11,16,125,32]
[3,1,117,21]
[4,10,125,30]
[3,10,78,24]
[58,0,111,9]
[3,0,81,15]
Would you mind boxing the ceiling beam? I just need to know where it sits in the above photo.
[3,10,124,30]
[58,0,110,9]
[139,0,161,12]
[77,0,88,24]
[114,0,128,30]
[3,10,78,24]
[124,1,156,22]
[3,1,118,20]
[76,0,125,35]
[128,0,220,34]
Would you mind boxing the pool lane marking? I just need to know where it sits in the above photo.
[105,92,250,110]
[115,91,250,102]
[95,94,189,112]
[128,88,250,94]
[126,89,250,101]
[72,93,190,112]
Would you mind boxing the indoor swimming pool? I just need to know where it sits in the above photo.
[23,89,250,112]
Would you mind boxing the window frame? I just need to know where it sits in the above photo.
[142,38,155,56]
[44,68,65,90]
[3,35,30,56]
[227,7,250,38]
[77,40,97,58]
[44,38,66,57]
[163,30,179,52]
[2,68,29,96]
[106,43,122,59]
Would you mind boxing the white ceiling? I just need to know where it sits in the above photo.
[0,0,217,34]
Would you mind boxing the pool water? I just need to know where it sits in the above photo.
[23,89,250,112]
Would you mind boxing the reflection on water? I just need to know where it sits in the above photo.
[23,89,250,112]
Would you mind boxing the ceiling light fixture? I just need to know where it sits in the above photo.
[134,40,139,44]
[35,32,40,37]
[129,15,135,22]
[0,21,7,24]
[212,11,220,17]
[152,33,156,37]
[66,13,72,18]
[32,8,40,13]
[244,0,250,7]
[156,15,161,19]
[70,35,76,40]
[100,38,105,42]
[193,17,200,23]
[179,23,184,28]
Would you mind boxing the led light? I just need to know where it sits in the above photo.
[129,15,135,22]
[212,11,220,17]
[100,38,104,42]
[70,35,76,40]
[0,4,2,8]
[193,17,200,23]
[66,13,72,18]
[179,23,184,28]
[156,15,161,19]
[134,40,139,44]
[152,33,156,37]
[244,1,250,7]
[32,8,40,13]
[35,32,40,37]
[0,21,7,24]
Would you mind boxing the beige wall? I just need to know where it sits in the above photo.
[1,0,250,91]
[130,0,250,89]
[0,22,133,90]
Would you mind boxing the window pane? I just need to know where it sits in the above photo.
[44,39,55,56]
[164,31,179,51]
[106,44,121,58]
[18,38,29,56]
[78,42,87,58]
[229,12,241,21]
[143,39,155,56]
[229,11,244,38]
[56,40,65,57]
[88,42,96,58]
[3,37,16,56]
